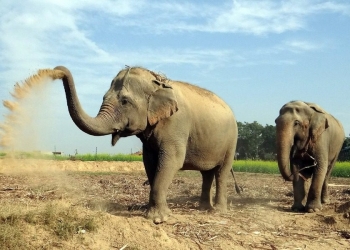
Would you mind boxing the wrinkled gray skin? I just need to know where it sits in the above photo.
[275,101,345,213]
[55,66,238,223]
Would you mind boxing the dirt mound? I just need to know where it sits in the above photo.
[0,159,144,174]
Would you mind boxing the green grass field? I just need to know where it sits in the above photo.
[1,152,349,177]
[0,152,142,162]
[233,160,350,177]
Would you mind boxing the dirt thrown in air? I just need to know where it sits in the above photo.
[0,69,65,150]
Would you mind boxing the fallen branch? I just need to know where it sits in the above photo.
[328,184,350,187]
[119,244,128,250]
[1,187,18,191]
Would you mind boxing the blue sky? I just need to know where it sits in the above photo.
[0,0,349,155]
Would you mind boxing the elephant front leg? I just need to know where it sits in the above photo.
[291,164,311,212]
[146,154,183,224]
[143,146,157,186]
[147,187,173,224]
[306,166,327,213]
[291,175,308,211]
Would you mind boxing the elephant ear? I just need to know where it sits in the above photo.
[305,102,327,114]
[310,112,329,143]
[147,85,178,126]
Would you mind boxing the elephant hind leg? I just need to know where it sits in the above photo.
[321,158,337,204]
[214,168,229,212]
[321,170,332,204]
[199,169,215,210]
[321,182,329,204]
[213,151,235,213]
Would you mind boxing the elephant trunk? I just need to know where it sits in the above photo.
[276,128,294,181]
[54,66,116,136]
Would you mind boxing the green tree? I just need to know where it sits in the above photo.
[338,136,350,161]
[259,124,277,160]
[236,121,276,160]
[342,137,350,149]
[237,121,263,159]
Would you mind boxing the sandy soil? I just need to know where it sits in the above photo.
[0,159,349,250]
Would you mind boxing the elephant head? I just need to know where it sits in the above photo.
[275,101,329,181]
[54,66,178,145]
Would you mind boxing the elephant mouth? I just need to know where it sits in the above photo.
[111,125,143,146]
[111,130,121,146]
[111,128,135,146]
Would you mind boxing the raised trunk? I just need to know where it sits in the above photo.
[54,66,115,136]
[276,130,294,181]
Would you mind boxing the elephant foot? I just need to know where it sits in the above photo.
[213,203,227,213]
[199,201,227,213]
[306,207,320,213]
[146,205,171,224]
[291,203,305,212]
[305,201,322,213]
[321,196,330,204]
[199,201,214,211]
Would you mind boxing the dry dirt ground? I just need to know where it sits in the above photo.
[0,159,349,250]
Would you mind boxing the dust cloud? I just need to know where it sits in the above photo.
[0,69,65,152]
[0,69,78,193]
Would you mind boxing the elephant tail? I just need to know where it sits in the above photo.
[231,168,243,195]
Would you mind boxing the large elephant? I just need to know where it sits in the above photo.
[275,101,345,212]
[54,66,238,223]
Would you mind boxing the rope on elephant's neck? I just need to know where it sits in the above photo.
[289,152,318,181]
[301,135,313,154]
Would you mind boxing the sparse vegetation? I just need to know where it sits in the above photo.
[0,202,98,249]
[1,151,349,177]
[0,160,349,249]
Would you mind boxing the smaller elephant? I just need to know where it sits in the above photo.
[275,101,345,212]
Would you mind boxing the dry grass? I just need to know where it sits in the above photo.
[0,161,350,249]
[0,201,98,249]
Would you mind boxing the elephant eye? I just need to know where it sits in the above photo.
[121,99,128,105]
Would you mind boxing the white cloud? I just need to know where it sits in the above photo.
[254,39,324,55]
[282,40,323,52]
[0,0,348,81]
[0,1,235,72]
[105,0,350,35]
[210,1,303,34]
[31,0,143,15]
[208,0,350,35]
[0,0,143,68]
[0,0,343,90]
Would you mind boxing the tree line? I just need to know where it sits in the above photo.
[236,121,350,161]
